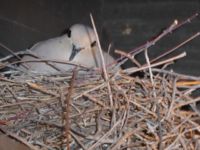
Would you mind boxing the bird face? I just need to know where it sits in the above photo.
[68,44,82,61]
[66,24,97,61]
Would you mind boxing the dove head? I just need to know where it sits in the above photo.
[66,24,97,61]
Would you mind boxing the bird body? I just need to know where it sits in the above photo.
[21,34,73,74]
[20,24,115,74]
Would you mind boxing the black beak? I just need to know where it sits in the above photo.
[69,45,82,61]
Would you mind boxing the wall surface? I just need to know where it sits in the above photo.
[0,0,199,75]
[102,0,200,75]
[0,0,102,55]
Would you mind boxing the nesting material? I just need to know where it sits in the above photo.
[0,64,200,150]
[0,13,200,150]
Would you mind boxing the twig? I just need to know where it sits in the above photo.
[123,52,186,74]
[0,43,29,69]
[115,49,141,67]
[90,14,117,131]
[115,12,198,65]
[166,77,177,119]
[0,58,90,70]
[151,32,200,63]
[63,69,77,150]
[27,82,59,97]
[87,120,121,150]
[110,130,135,150]
[151,68,200,80]
[90,14,114,107]
[144,48,163,150]
[174,97,200,109]
[83,93,105,107]
[70,131,87,150]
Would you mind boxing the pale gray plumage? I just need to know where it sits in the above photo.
[20,24,115,74]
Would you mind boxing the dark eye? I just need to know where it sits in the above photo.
[91,41,97,47]
[66,28,71,37]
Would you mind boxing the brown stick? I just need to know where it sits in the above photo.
[64,69,77,150]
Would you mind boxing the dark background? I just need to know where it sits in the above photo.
[0,0,199,75]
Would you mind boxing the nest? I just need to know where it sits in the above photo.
[0,13,200,150]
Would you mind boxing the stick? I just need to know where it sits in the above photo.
[123,52,186,74]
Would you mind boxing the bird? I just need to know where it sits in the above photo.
[19,24,115,74]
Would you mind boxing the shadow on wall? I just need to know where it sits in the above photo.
[0,0,103,57]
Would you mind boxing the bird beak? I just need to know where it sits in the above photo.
[69,45,82,61]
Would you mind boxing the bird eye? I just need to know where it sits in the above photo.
[91,41,97,47]
[66,28,71,37]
